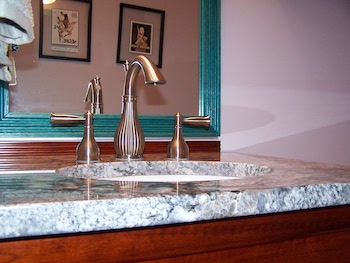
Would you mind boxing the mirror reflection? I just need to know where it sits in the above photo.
[10,0,199,115]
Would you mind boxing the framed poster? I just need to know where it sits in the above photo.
[39,0,92,62]
[130,21,153,55]
[117,3,165,68]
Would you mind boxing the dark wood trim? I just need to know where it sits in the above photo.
[0,205,349,262]
[0,141,220,156]
[0,141,220,170]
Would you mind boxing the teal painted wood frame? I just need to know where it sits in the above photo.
[0,0,220,139]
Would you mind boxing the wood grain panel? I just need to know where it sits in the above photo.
[0,141,220,170]
[143,231,350,263]
[0,205,348,263]
[0,141,220,156]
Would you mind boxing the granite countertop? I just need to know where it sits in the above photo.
[0,152,349,239]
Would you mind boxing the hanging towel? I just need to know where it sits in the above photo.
[0,0,34,82]
[0,41,11,82]
[0,0,34,45]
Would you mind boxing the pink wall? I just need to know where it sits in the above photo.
[221,0,350,165]
[11,0,199,115]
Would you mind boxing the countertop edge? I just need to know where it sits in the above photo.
[1,182,349,239]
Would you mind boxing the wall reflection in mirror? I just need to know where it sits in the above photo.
[11,0,199,115]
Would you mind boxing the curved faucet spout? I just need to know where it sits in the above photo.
[115,55,166,160]
[124,55,166,97]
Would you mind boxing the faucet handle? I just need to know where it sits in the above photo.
[76,111,100,163]
[167,113,211,160]
[50,111,100,163]
[183,115,210,128]
[167,113,189,160]
[50,113,85,125]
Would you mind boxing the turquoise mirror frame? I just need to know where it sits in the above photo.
[0,0,220,139]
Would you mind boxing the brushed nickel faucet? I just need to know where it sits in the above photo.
[84,76,103,114]
[114,55,166,160]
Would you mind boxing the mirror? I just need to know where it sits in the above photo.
[0,0,220,139]
[13,0,200,116]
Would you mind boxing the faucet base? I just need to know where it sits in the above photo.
[76,159,101,164]
[167,157,189,161]
[115,154,144,161]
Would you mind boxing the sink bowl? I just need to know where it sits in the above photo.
[97,175,240,182]
[57,161,271,182]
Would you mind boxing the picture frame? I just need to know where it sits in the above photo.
[39,0,92,62]
[117,3,165,68]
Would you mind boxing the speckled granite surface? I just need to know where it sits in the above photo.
[0,153,349,239]
[57,160,272,179]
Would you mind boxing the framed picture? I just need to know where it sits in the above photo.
[117,3,165,68]
[39,0,92,62]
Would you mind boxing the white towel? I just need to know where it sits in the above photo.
[0,0,34,82]
[0,41,11,82]
[0,0,34,45]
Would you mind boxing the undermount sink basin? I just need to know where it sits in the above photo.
[57,161,272,182]
[97,175,240,182]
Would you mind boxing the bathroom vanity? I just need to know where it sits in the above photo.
[0,151,349,262]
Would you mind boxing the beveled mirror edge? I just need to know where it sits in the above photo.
[0,0,220,139]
